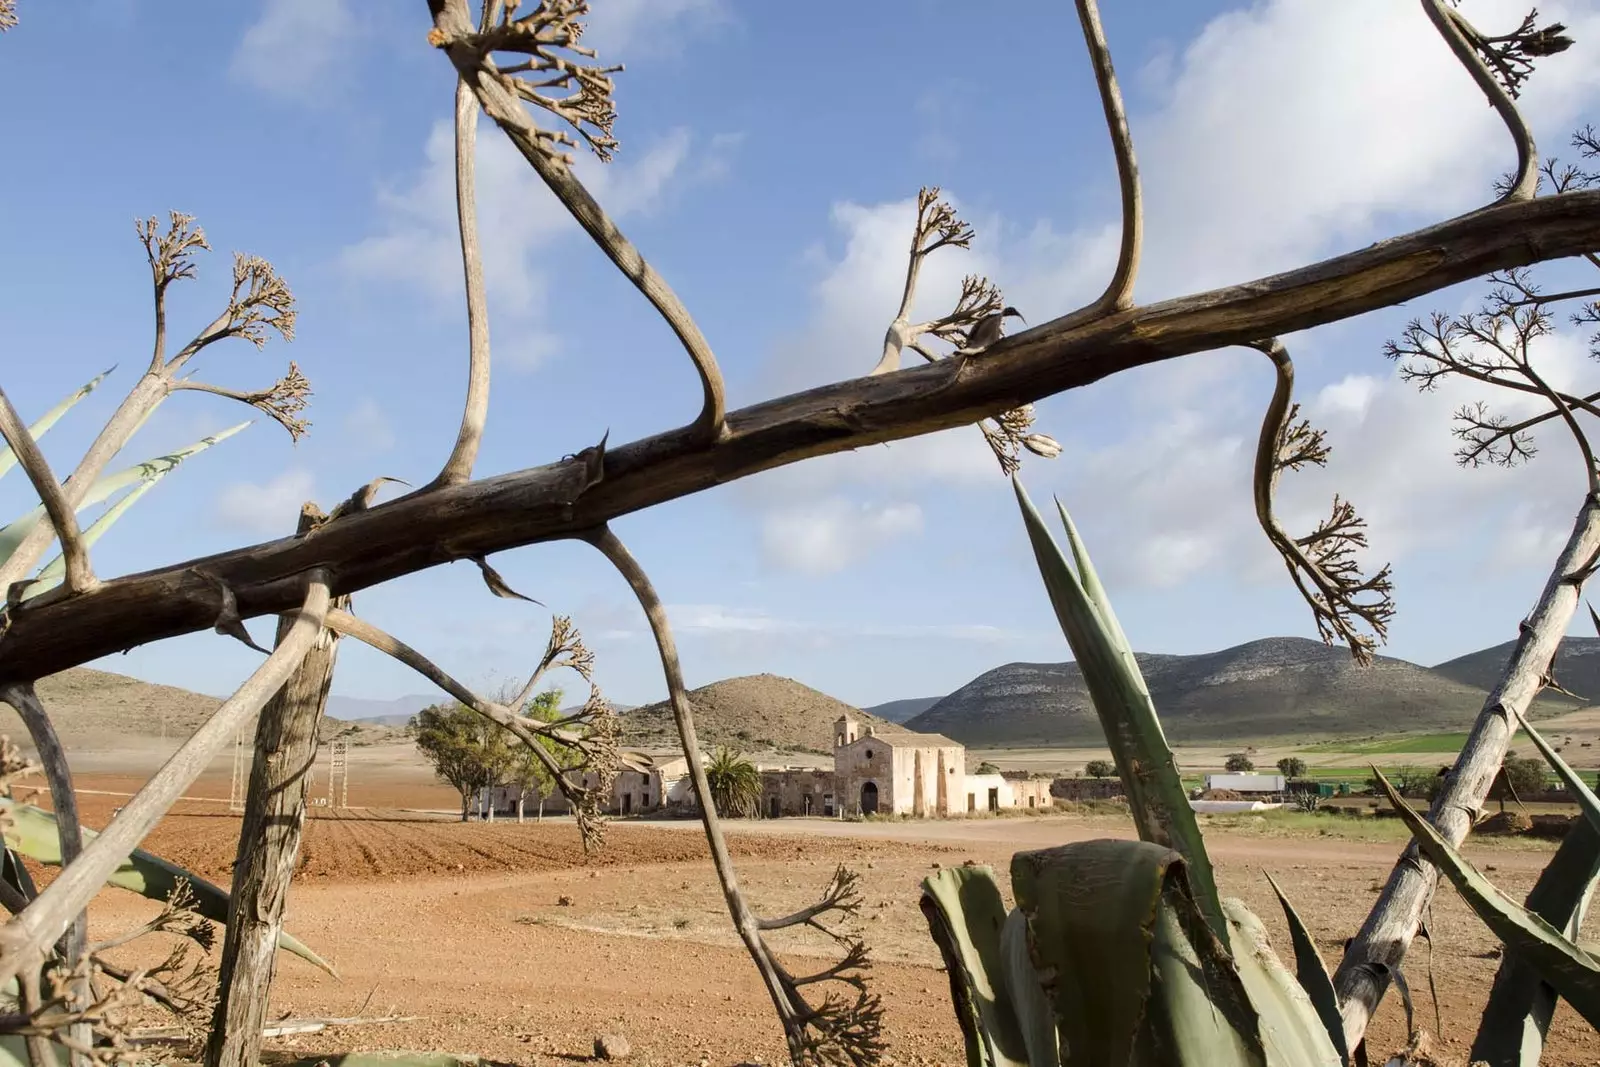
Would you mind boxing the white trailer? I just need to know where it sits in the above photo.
[1203,773,1287,794]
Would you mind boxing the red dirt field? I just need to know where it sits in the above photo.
[19,774,1600,1065]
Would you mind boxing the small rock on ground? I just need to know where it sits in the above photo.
[594,1033,631,1060]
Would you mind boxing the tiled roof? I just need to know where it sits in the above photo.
[844,724,962,749]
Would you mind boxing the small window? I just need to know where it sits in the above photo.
[865,748,874,760]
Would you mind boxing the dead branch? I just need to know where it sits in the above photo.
[512,612,594,710]
[1336,171,1600,1047]
[758,865,863,939]
[1249,339,1395,663]
[867,190,1057,474]
[431,74,494,487]
[870,190,993,376]
[1422,1,1566,202]
[324,607,620,849]
[2,190,1600,683]
[207,503,346,1067]
[171,363,312,442]
[0,391,96,595]
[1385,268,1600,494]
[1075,0,1141,313]
[1334,495,1600,1049]
[0,685,92,1060]
[426,0,728,445]
[0,573,330,990]
[585,524,882,1065]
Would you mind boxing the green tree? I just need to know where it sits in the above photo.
[705,747,762,819]
[1084,759,1116,778]
[1276,757,1307,779]
[411,702,514,821]
[505,688,582,821]
[973,760,1001,775]
[1224,752,1254,773]
[1489,749,1549,810]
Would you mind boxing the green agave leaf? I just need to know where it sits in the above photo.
[1373,768,1600,1027]
[1011,839,1264,1067]
[0,367,114,483]
[1223,899,1344,1067]
[998,907,1059,1067]
[26,478,160,599]
[1054,498,1145,699]
[1264,872,1348,1064]
[1472,818,1600,1067]
[1506,705,1600,838]
[0,421,250,568]
[1012,477,1224,941]
[919,865,1030,1067]
[2,801,335,977]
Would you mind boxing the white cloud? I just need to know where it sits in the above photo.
[342,122,713,366]
[760,499,923,575]
[743,0,1600,587]
[666,603,1011,644]
[1133,0,1600,299]
[230,0,356,101]
[215,469,316,536]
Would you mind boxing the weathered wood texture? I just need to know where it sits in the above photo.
[1332,493,1600,1048]
[205,508,348,1067]
[2,192,1600,685]
[0,577,331,988]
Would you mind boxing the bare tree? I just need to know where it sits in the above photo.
[0,0,1596,1063]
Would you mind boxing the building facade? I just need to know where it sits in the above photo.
[831,714,967,817]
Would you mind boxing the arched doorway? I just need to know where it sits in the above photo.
[860,781,879,815]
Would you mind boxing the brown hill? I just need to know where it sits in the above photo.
[0,666,399,754]
[906,636,1573,747]
[1432,637,1600,704]
[622,674,889,755]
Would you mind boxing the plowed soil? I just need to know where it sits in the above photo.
[24,776,1600,1066]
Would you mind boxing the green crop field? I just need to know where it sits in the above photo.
[1297,732,1518,755]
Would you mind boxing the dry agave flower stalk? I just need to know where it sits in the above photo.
[427,0,728,445]
[324,604,623,852]
[0,211,306,599]
[0,881,220,1063]
[1386,267,1600,494]
[470,0,623,164]
[1249,338,1396,665]
[585,526,882,1065]
[870,188,1061,476]
[1445,1,1573,99]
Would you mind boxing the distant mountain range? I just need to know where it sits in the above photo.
[904,636,1580,747]
[861,697,942,723]
[24,633,1594,761]
[324,694,437,728]
[1432,637,1600,703]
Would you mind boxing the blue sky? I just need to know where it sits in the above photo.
[3,0,1600,711]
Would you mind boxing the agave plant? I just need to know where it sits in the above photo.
[0,799,332,975]
[0,368,250,587]
[919,480,1350,1066]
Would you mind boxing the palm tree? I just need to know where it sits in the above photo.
[705,746,762,819]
